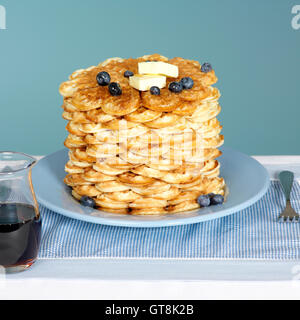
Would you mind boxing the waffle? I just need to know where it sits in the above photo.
[60,54,225,215]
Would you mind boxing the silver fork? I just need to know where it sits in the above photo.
[278,171,299,222]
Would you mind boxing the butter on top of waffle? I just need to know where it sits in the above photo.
[59,54,218,115]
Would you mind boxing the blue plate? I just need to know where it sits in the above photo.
[32,147,269,228]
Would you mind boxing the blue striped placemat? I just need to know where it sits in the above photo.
[39,181,300,260]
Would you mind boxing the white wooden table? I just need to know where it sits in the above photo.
[1,156,300,300]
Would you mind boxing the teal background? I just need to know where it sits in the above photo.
[0,0,299,155]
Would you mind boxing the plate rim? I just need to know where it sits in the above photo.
[33,147,270,228]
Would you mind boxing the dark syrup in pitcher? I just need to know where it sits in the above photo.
[0,203,41,268]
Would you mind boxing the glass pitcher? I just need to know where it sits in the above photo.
[0,151,42,273]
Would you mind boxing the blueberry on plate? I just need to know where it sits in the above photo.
[180,77,194,89]
[108,82,122,96]
[168,81,183,93]
[124,70,134,78]
[80,196,96,208]
[201,63,212,73]
[96,71,111,86]
[197,195,210,207]
[150,86,160,95]
[207,193,216,199]
[210,194,224,205]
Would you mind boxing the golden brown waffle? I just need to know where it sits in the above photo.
[60,54,225,215]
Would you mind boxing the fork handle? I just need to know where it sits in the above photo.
[279,171,294,201]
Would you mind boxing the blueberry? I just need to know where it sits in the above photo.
[80,196,96,208]
[150,86,160,95]
[180,77,194,89]
[197,195,210,207]
[201,63,212,73]
[210,194,224,205]
[124,70,134,78]
[108,82,122,96]
[96,71,111,86]
[169,81,183,93]
[207,193,216,199]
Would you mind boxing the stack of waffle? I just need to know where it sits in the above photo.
[60,54,225,215]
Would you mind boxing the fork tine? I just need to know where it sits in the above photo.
[278,216,285,222]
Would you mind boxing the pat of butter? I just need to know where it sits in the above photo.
[138,61,179,78]
[129,74,166,91]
